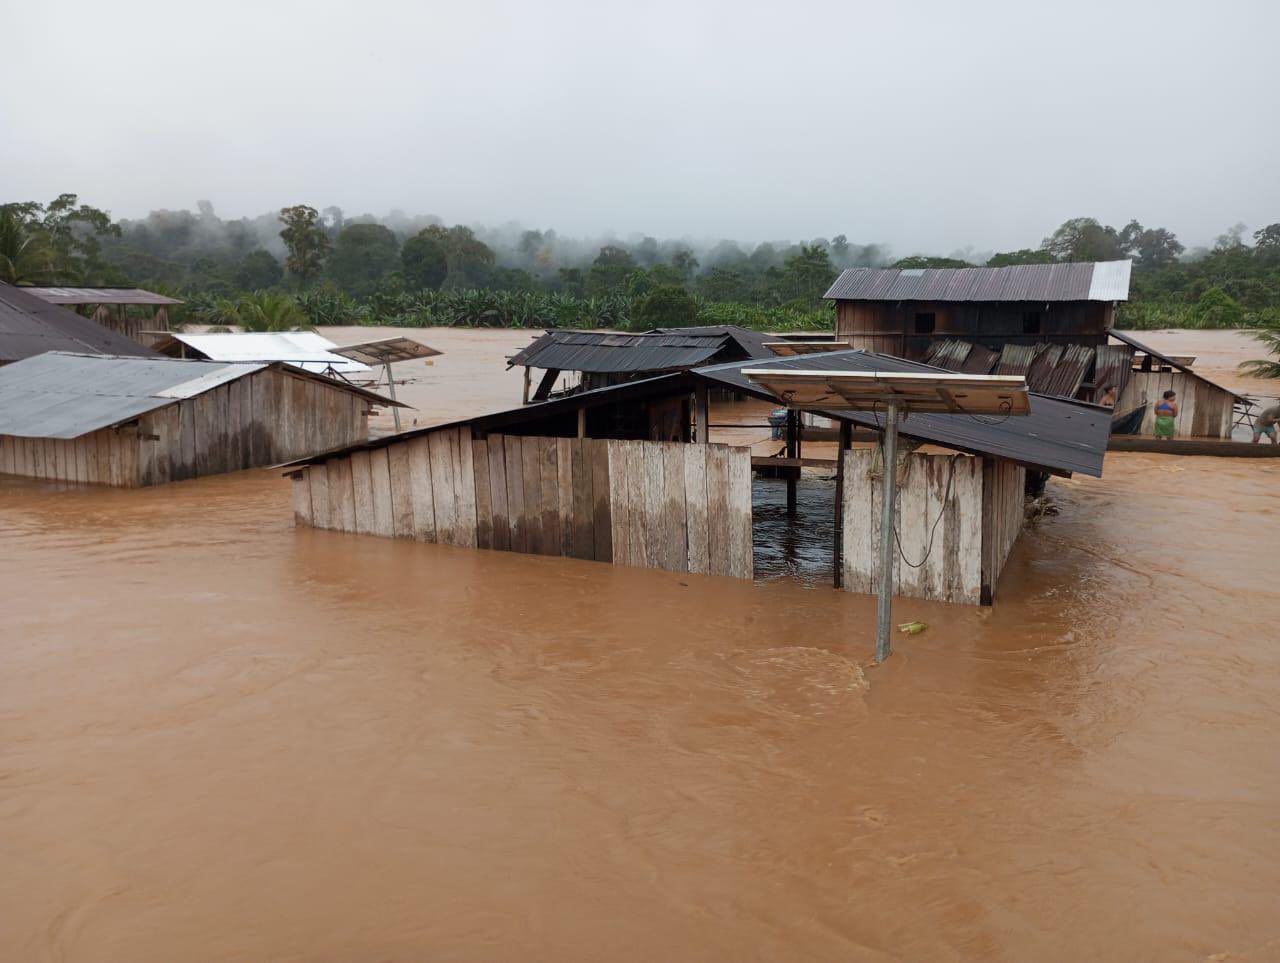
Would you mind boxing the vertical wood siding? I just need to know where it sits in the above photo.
[0,367,371,487]
[834,450,993,601]
[1116,370,1235,439]
[291,431,754,579]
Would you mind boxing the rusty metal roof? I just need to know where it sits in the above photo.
[993,343,1040,377]
[824,260,1132,302]
[21,286,183,305]
[0,283,159,363]
[1039,344,1095,398]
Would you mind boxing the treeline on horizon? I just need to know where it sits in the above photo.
[1,194,1278,334]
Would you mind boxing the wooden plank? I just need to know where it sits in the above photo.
[453,428,477,548]
[589,438,613,563]
[726,445,753,579]
[428,430,457,545]
[388,442,415,539]
[521,435,544,554]
[626,442,649,568]
[705,444,731,577]
[407,435,436,541]
[350,449,376,536]
[226,378,244,471]
[332,457,356,533]
[504,435,528,553]
[607,440,630,565]
[539,436,562,556]
[570,438,594,560]
[557,438,574,557]
[308,461,331,529]
[368,447,395,537]
[84,432,100,485]
[683,445,709,575]
[107,432,122,487]
[660,442,687,572]
[292,472,313,527]
[486,435,510,552]
[0,436,13,476]
[472,438,493,549]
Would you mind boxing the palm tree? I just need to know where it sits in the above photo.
[0,209,56,284]
[234,291,309,332]
[1239,327,1280,379]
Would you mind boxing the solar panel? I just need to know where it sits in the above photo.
[739,369,1031,416]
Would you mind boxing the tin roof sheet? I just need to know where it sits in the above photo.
[0,283,159,362]
[824,261,1132,303]
[21,287,183,306]
[159,331,372,375]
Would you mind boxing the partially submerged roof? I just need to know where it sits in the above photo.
[739,369,1032,415]
[0,352,402,440]
[1109,330,1249,403]
[155,331,372,376]
[824,260,1132,303]
[22,286,183,305]
[507,325,774,374]
[283,349,1110,478]
[0,283,159,362]
[697,352,1109,477]
[330,336,441,366]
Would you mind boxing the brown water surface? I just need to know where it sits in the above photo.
[3,329,1280,962]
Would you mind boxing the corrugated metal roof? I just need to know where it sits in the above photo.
[281,350,1110,478]
[993,343,1040,377]
[159,331,372,375]
[1025,345,1064,392]
[695,352,1110,477]
[1039,344,1095,398]
[0,352,267,439]
[824,261,1132,303]
[22,287,183,306]
[922,340,973,371]
[0,283,159,363]
[1091,343,1134,402]
[0,351,402,440]
[509,330,730,373]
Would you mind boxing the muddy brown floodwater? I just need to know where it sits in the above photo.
[3,329,1280,963]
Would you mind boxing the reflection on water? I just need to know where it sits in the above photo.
[2,454,1279,963]
[752,477,836,587]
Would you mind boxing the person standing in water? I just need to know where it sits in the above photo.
[1153,390,1178,439]
[1252,402,1280,445]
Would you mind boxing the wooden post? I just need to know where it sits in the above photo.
[785,410,798,517]
[833,419,851,588]
[694,384,709,444]
[522,367,531,405]
[875,403,900,663]
[577,407,586,439]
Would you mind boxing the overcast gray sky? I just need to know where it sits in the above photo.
[3,0,1277,254]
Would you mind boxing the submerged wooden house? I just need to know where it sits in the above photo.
[0,282,158,365]
[22,286,182,350]
[507,325,775,402]
[823,262,1245,436]
[0,352,399,487]
[284,350,1109,606]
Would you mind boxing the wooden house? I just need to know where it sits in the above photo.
[22,286,182,349]
[0,352,400,488]
[283,351,1110,606]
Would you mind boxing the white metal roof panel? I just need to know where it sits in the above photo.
[168,331,372,375]
[1087,260,1133,301]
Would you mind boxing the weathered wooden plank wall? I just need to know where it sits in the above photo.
[0,367,372,488]
[293,431,754,579]
[1116,370,1234,439]
[980,458,1025,603]
[841,448,988,605]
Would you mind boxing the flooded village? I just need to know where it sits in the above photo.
[3,260,1280,961]
[5,1,1280,956]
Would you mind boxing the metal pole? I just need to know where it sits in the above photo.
[385,362,401,431]
[875,401,900,663]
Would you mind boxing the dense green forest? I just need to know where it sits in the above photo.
[2,194,1278,334]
